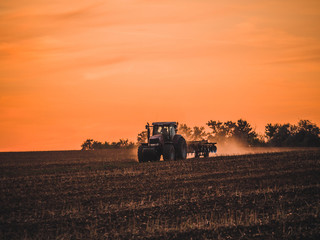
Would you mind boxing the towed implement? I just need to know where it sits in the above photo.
[187,140,217,158]
[138,122,217,162]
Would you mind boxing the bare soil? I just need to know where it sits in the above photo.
[1,149,319,239]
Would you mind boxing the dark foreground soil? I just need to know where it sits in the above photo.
[1,149,319,239]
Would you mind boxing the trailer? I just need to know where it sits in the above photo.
[187,140,217,158]
[138,122,217,162]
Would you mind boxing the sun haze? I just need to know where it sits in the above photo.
[1,0,320,151]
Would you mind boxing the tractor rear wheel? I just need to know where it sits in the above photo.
[175,137,187,160]
[163,144,175,161]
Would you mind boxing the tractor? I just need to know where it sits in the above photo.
[138,122,187,162]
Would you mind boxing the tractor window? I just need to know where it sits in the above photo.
[169,126,175,137]
[153,125,176,138]
[162,127,169,135]
[153,126,162,135]
[162,126,169,140]
[153,125,171,136]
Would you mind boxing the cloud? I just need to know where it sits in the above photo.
[51,2,103,20]
[266,56,320,65]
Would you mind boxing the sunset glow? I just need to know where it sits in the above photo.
[1,0,320,151]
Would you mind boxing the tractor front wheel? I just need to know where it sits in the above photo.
[138,145,145,162]
[151,152,161,162]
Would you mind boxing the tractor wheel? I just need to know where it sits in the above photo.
[175,137,187,160]
[212,145,217,153]
[163,144,175,161]
[138,145,145,162]
[151,152,161,162]
[204,151,209,158]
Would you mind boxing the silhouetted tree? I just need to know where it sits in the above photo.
[118,139,128,147]
[265,120,320,147]
[207,120,235,143]
[127,141,135,148]
[224,121,237,138]
[178,123,193,140]
[82,138,135,150]
[117,139,135,148]
[92,141,103,149]
[207,121,225,137]
[192,126,207,141]
[275,124,291,146]
[103,141,110,149]
[207,119,259,146]
[233,119,258,146]
[81,139,94,150]
[265,123,280,140]
[292,120,320,146]
[111,141,120,148]
[265,123,292,146]
[137,131,147,144]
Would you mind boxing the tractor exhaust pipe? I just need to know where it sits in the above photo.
[146,122,150,144]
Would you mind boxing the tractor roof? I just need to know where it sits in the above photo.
[152,122,177,126]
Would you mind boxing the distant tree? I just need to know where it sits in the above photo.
[207,120,225,136]
[119,139,128,147]
[92,141,103,150]
[111,141,120,148]
[293,120,320,147]
[207,120,235,143]
[207,119,258,146]
[233,119,258,146]
[275,124,291,146]
[137,131,147,144]
[118,138,135,148]
[178,123,193,140]
[127,141,135,148]
[82,138,135,150]
[224,121,237,138]
[81,139,94,150]
[255,134,267,146]
[265,123,280,140]
[265,123,292,147]
[103,141,110,149]
[192,126,207,141]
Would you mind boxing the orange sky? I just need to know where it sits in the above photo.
[1,0,320,151]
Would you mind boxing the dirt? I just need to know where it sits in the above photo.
[0,149,319,239]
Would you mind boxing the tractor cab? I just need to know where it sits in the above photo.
[151,122,177,141]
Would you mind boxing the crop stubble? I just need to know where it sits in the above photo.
[0,149,319,239]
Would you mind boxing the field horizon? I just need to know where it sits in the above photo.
[1,146,319,160]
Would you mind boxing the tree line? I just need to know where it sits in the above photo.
[81,139,135,150]
[81,119,320,150]
[179,119,262,146]
[177,119,320,147]
[265,120,320,147]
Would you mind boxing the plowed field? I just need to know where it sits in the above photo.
[1,149,319,239]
